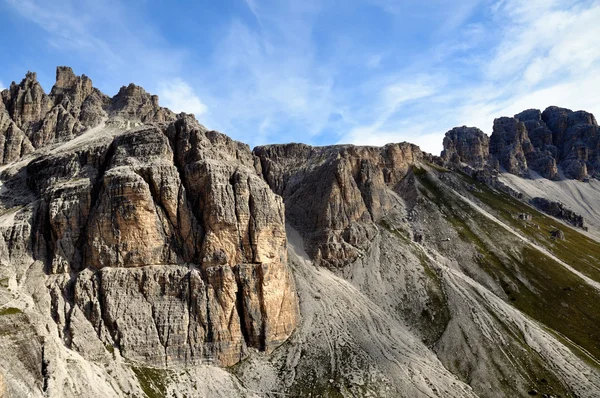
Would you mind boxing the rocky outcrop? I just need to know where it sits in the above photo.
[0,102,34,164]
[442,107,598,181]
[541,106,599,180]
[0,68,301,370]
[254,142,422,267]
[530,197,586,229]
[513,109,559,179]
[1,70,83,149]
[489,117,533,176]
[0,66,181,165]
[110,84,175,124]
[24,119,300,367]
[1,71,53,137]
[441,126,489,168]
[50,66,110,128]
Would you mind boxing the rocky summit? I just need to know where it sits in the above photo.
[2,67,600,398]
[443,106,600,181]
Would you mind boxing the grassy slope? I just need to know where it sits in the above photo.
[414,166,600,366]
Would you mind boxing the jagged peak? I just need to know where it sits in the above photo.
[52,66,93,92]
[9,70,42,92]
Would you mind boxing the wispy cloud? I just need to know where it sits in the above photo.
[197,5,336,146]
[158,79,207,118]
[340,0,600,154]
[3,0,189,95]
[2,0,599,156]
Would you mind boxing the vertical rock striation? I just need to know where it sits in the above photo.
[4,70,300,368]
[441,106,599,181]
[441,126,489,168]
[254,142,422,267]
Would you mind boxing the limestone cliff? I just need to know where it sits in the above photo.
[441,106,599,181]
[0,67,299,372]
[254,142,422,267]
[441,126,489,168]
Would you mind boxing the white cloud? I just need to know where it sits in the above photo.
[4,0,187,94]
[343,0,600,155]
[198,12,336,146]
[158,79,207,117]
[366,53,384,69]
[338,76,443,149]
[0,81,4,91]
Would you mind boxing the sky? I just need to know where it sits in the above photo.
[1,0,599,154]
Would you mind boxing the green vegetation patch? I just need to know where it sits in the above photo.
[0,307,23,316]
[459,171,600,283]
[131,365,170,398]
[415,167,600,365]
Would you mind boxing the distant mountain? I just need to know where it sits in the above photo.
[1,67,600,397]
[442,107,600,180]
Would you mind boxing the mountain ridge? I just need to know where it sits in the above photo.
[2,67,600,397]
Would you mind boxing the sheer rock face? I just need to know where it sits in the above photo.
[254,142,422,267]
[541,106,599,179]
[489,117,533,176]
[110,84,176,123]
[513,109,559,179]
[1,71,53,136]
[12,80,298,368]
[0,103,34,163]
[441,126,489,168]
[442,107,598,180]
[1,69,90,149]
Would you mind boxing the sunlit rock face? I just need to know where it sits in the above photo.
[0,67,299,369]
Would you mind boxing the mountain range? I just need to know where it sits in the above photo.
[1,67,600,397]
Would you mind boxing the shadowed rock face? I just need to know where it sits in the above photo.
[489,116,533,177]
[441,126,489,168]
[254,142,422,267]
[1,67,299,369]
[441,106,598,180]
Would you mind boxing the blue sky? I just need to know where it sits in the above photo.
[1,0,599,154]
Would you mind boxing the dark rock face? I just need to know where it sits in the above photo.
[110,84,176,123]
[541,106,599,180]
[489,117,533,176]
[254,142,422,267]
[530,197,586,229]
[514,109,559,179]
[441,126,489,168]
[442,106,599,181]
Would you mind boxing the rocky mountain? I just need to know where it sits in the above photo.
[2,67,600,398]
[442,106,600,181]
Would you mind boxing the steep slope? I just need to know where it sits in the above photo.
[254,144,600,397]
